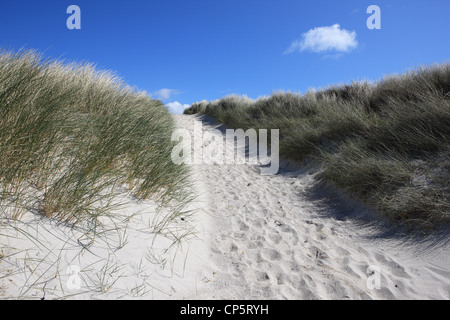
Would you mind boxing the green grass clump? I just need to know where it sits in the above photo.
[185,63,450,228]
[0,49,191,224]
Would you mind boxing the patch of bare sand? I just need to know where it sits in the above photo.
[174,114,450,300]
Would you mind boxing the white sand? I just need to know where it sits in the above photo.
[0,163,210,299]
[1,113,449,300]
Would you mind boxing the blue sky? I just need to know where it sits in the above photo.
[0,0,449,113]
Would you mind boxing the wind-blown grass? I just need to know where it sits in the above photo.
[185,63,450,229]
[0,49,192,225]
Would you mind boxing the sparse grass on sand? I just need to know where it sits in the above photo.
[0,49,192,226]
[185,63,450,230]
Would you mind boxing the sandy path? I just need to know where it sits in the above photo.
[174,114,450,300]
[1,114,448,300]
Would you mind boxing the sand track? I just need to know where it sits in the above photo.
[175,114,450,300]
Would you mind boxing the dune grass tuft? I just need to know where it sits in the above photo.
[0,49,192,225]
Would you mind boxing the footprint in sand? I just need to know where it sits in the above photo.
[261,248,282,261]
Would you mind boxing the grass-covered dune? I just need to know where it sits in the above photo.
[185,63,450,229]
[0,49,191,225]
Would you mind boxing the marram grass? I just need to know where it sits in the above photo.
[185,63,450,229]
[0,49,192,225]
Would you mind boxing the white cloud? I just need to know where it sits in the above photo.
[285,24,358,54]
[166,101,190,114]
[152,88,181,100]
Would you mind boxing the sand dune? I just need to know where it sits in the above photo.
[173,114,450,300]
[1,114,449,300]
